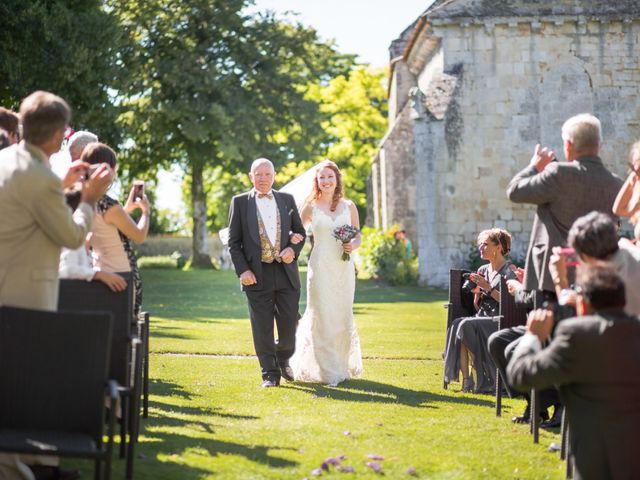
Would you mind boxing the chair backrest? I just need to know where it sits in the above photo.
[58,273,134,386]
[498,276,528,329]
[0,306,112,441]
[448,269,474,324]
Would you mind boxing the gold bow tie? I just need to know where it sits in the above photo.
[257,192,273,200]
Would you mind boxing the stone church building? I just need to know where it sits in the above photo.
[369,0,640,287]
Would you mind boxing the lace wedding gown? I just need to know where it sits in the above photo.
[291,201,363,385]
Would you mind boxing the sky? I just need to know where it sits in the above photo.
[157,1,433,212]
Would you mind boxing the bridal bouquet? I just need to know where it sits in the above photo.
[333,224,360,261]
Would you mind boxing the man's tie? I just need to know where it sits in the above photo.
[257,192,273,199]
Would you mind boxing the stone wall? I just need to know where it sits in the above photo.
[413,16,640,286]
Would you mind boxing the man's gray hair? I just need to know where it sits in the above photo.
[561,113,601,153]
[68,130,98,158]
[250,157,275,173]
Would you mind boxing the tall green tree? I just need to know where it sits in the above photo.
[110,0,352,266]
[306,66,387,218]
[0,0,122,144]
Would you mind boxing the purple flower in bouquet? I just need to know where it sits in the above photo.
[332,224,360,261]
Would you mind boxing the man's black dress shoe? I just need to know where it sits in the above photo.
[261,377,280,388]
[279,365,295,382]
[541,405,563,429]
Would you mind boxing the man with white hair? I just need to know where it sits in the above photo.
[67,130,98,161]
[228,158,306,388]
[495,113,623,426]
[507,113,622,296]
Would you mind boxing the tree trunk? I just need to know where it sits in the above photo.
[190,162,213,268]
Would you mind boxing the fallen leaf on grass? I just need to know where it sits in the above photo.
[367,454,384,461]
[337,465,355,473]
[366,462,382,473]
[343,430,351,436]
[406,466,417,476]
[310,467,323,476]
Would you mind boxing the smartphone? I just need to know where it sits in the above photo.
[85,164,100,179]
[560,247,579,267]
[133,180,144,201]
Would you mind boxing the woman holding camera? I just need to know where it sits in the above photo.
[443,228,517,393]
[82,142,150,314]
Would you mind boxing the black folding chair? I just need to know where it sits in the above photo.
[138,311,150,419]
[494,276,528,416]
[58,275,142,480]
[443,269,473,389]
[0,306,118,480]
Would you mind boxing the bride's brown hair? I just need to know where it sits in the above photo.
[305,159,343,212]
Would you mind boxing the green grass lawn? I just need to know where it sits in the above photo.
[68,269,564,479]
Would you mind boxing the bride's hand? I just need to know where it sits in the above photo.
[289,233,304,245]
[342,242,353,254]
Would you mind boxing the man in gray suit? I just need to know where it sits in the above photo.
[507,113,622,296]
[0,91,112,312]
[507,265,640,480]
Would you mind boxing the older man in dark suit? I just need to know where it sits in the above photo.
[228,158,306,388]
[508,265,640,480]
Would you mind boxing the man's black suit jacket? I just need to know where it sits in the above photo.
[508,311,640,480]
[227,190,306,291]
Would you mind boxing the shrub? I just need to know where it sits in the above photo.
[137,255,181,269]
[358,226,418,285]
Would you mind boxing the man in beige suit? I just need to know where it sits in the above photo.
[0,91,112,312]
[0,91,112,480]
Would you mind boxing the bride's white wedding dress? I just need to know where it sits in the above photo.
[291,201,363,385]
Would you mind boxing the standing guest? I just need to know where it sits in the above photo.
[0,91,112,480]
[68,130,98,161]
[82,142,150,314]
[507,265,640,480]
[507,113,622,297]
[0,106,20,145]
[499,113,622,422]
[612,140,640,241]
[0,91,112,310]
[53,130,100,181]
[227,158,306,387]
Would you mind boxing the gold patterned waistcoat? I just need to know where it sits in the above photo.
[257,206,282,263]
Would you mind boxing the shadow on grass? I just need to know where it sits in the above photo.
[285,378,494,408]
[130,379,299,479]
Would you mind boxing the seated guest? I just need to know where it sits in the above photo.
[59,187,128,292]
[82,142,150,314]
[549,211,640,316]
[443,228,517,393]
[507,265,640,480]
[612,140,640,241]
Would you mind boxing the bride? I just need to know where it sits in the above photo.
[289,160,363,386]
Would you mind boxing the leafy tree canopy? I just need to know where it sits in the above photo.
[0,0,122,144]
